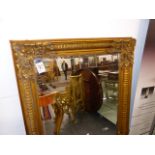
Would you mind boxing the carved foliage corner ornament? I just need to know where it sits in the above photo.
[119,40,135,68]
[12,42,57,80]
[13,44,35,80]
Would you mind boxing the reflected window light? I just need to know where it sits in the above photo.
[79,58,83,63]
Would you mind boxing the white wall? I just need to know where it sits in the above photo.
[130,20,149,124]
[130,20,155,134]
[0,1,149,134]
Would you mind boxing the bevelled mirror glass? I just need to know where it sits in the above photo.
[10,38,136,135]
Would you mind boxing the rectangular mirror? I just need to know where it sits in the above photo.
[10,38,136,135]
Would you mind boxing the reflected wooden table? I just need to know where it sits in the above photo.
[38,91,65,135]
[38,91,58,120]
[38,76,83,134]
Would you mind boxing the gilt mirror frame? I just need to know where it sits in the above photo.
[10,38,136,135]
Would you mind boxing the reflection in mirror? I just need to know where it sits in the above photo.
[34,53,119,135]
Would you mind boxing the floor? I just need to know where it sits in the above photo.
[98,98,118,124]
[43,111,116,135]
[41,96,118,135]
[41,73,118,135]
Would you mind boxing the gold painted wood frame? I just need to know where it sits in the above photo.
[10,38,136,135]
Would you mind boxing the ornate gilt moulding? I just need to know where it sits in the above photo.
[10,38,136,135]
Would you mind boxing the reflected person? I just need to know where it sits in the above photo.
[61,60,68,80]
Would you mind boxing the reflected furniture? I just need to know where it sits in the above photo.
[99,71,119,100]
[38,91,58,120]
[75,69,103,112]
[53,74,84,134]
[104,79,118,100]
[38,74,84,134]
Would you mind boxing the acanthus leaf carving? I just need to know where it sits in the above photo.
[13,43,57,80]
[119,40,135,68]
